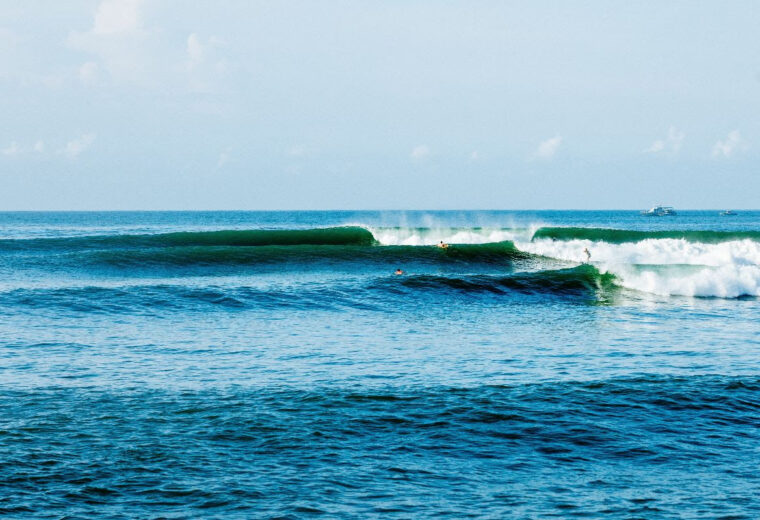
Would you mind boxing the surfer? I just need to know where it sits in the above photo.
[437,241,449,249]
[583,248,591,263]
[394,268,404,275]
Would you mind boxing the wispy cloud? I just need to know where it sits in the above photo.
[216,147,231,169]
[287,146,306,157]
[644,126,684,154]
[411,145,429,160]
[470,150,480,161]
[1,141,20,156]
[69,1,232,94]
[533,135,562,160]
[185,33,229,93]
[61,133,96,158]
[68,0,157,86]
[78,61,100,86]
[91,0,143,35]
[712,130,746,158]
[1,140,47,156]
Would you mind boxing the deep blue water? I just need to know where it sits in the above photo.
[1,211,759,518]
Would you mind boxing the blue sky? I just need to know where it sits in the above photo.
[1,1,758,209]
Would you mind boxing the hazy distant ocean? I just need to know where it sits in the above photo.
[1,210,759,519]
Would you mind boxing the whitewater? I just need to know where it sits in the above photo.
[367,224,760,298]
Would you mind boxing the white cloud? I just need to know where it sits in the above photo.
[61,133,96,158]
[184,33,228,93]
[186,33,205,66]
[216,147,231,169]
[2,142,20,156]
[646,140,665,153]
[534,135,562,159]
[712,130,746,158]
[68,0,157,86]
[470,150,480,161]
[411,145,429,159]
[92,0,143,35]
[644,126,684,154]
[79,61,100,85]
[68,1,232,94]
[288,146,306,157]
[2,140,45,156]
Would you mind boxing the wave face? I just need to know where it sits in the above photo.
[393,265,614,298]
[83,241,526,269]
[0,226,376,251]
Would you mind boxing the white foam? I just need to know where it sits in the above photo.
[516,238,760,298]
[612,264,760,298]
[516,238,760,267]
[369,227,533,246]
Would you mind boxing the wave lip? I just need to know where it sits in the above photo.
[533,227,760,244]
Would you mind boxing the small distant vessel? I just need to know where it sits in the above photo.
[720,210,737,216]
[641,205,677,216]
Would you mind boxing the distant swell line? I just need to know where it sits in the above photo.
[0,266,615,315]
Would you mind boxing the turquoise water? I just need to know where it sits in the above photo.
[1,211,759,518]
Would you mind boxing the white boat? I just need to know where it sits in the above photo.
[720,210,737,216]
[641,205,676,216]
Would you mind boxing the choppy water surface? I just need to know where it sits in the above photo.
[1,211,759,518]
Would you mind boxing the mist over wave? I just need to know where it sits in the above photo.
[368,226,532,246]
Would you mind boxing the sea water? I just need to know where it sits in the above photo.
[1,211,758,518]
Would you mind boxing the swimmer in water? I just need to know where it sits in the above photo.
[394,268,404,275]
[583,248,591,263]
[437,241,449,249]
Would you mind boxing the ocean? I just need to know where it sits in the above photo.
[1,210,758,519]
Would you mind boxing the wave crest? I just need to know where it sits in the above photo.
[532,227,760,244]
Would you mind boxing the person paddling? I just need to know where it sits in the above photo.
[437,241,449,249]
[394,268,404,275]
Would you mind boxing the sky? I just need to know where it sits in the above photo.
[1,0,759,210]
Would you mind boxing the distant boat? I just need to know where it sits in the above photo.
[641,205,677,216]
[720,210,737,216]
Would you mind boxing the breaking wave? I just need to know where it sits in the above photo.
[519,227,760,298]
[532,227,760,244]
[2,224,759,299]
